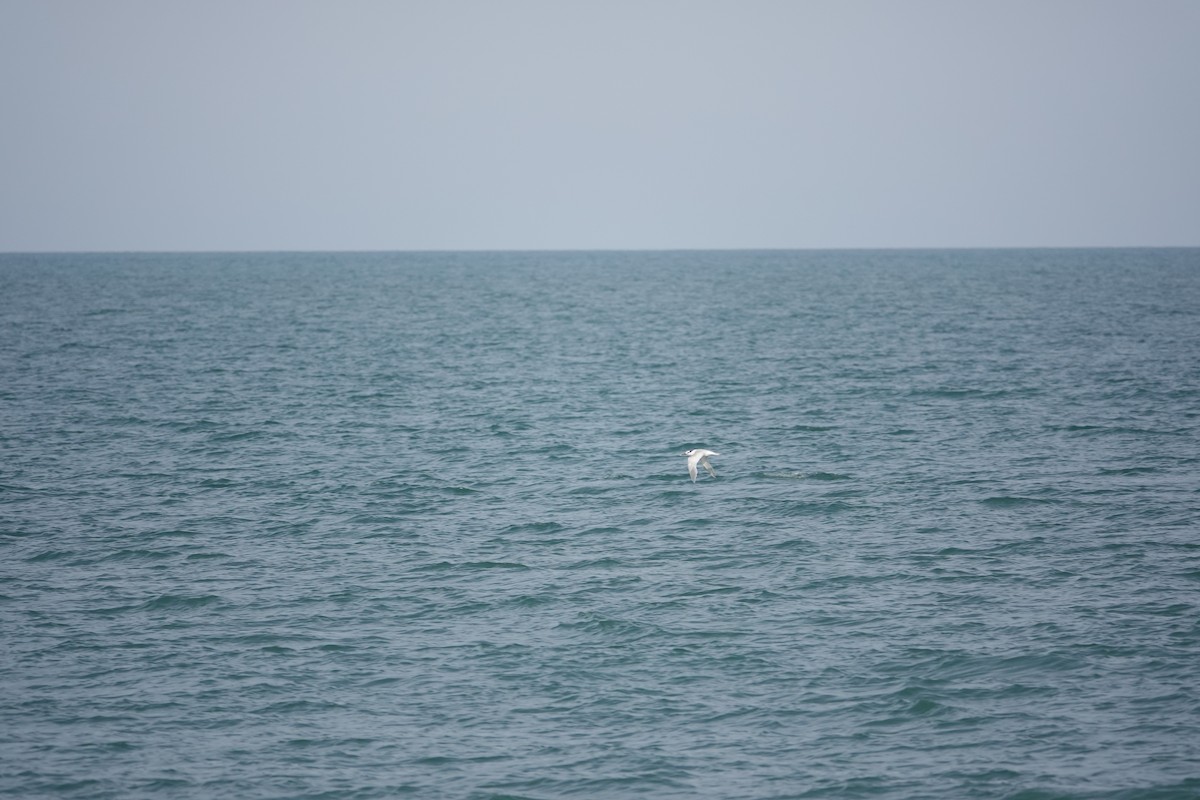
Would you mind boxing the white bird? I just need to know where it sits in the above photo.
[681,448,719,482]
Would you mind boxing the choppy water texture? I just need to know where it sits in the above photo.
[2,249,1199,799]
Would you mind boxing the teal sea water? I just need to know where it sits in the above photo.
[2,249,1198,799]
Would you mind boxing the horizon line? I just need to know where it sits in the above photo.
[2,244,1198,256]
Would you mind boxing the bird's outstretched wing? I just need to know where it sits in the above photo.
[687,453,700,481]
[701,457,717,478]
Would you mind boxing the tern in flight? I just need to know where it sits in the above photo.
[681,449,719,482]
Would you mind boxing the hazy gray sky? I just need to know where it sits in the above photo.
[2,0,1197,251]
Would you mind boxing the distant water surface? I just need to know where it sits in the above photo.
[1,249,1199,799]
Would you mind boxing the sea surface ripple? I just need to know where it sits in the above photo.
[2,249,1199,799]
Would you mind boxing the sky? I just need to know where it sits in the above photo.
[1,0,1198,252]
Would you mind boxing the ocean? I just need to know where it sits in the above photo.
[1,248,1198,799]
